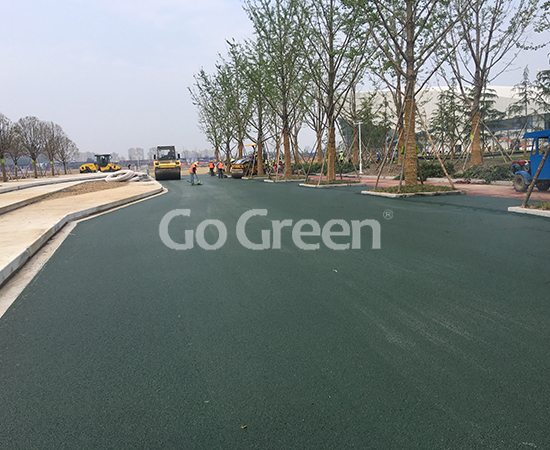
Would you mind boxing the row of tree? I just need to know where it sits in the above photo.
[190,0,547,184]
[0,114,79,182]
[347,66,550,164]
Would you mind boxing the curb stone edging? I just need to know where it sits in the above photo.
[299,183,362,188]
[508,206,550,218]
[0,185,164,288]
[264,178,306,183]
[361,189,467,198]
[0,174,108,194]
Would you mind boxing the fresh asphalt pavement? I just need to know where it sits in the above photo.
[0,176,549,449]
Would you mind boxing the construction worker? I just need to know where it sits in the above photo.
[209,160,215,176]
[189,161,198,185]
[217,161,224,178]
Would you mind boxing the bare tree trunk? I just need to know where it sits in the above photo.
[238,141,243,159]
[293,124,300,164]
[327,121,336,181]
[450,140,455,162]
[32,159,38,178]
[471,110,483,166]
[283,131,292,178]
[316,131,323,163]
[397,117,405,166]
[404,98,417,185]
[257,141,264,175]
[1,159,6,182]
[403,0,417,185]
[353,126,358,165]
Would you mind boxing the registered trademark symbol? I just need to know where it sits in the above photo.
[383,209,393,220]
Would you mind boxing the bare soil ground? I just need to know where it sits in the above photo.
[44,181,128,201]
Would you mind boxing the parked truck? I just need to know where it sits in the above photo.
[511,130,550,192]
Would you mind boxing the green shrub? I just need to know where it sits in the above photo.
[291,161,358,175]
[392,161,455,181]
[457,164,512,183]
[419,161,455,180]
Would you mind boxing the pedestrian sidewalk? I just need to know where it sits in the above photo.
[0,174,163,289]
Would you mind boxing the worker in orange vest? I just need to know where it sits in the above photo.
[209,160,215,176]
[217,161,224,178]
[189,161,198,185]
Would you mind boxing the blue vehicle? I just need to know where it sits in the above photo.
[511,129,550,192]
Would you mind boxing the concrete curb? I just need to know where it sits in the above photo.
[508,206,550,218]
[299,183,361,188]
[264,179,306,183]
[0,185,164,288]
[0,174,107,194]
[361,189,467,198]
[423,177,513,186]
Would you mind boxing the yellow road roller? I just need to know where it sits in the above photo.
[153,146,181,180]
[79,154,121,173]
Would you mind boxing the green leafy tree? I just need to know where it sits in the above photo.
[221,40,255,160]
[357,6,407,165]
[445,0,538,166]
[189,69,227,162]
[244,0,309,178]
[534,69,550,121]
[429,87,469,161]
[242,37,289,174]
[301,0,370,181]
[507,67,537,123]
[357,0,466,185]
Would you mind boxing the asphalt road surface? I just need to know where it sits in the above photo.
[1,177,549,449]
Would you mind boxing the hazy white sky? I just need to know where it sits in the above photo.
[0,0,253,157]
[1,1,548,158]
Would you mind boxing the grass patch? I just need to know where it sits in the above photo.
[303,180,360,185]
[375,184,456,194]
[527,201,550,210]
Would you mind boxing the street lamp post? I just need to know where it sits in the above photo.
[356,122,363,174]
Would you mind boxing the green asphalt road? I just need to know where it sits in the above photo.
[1,177,549,449]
